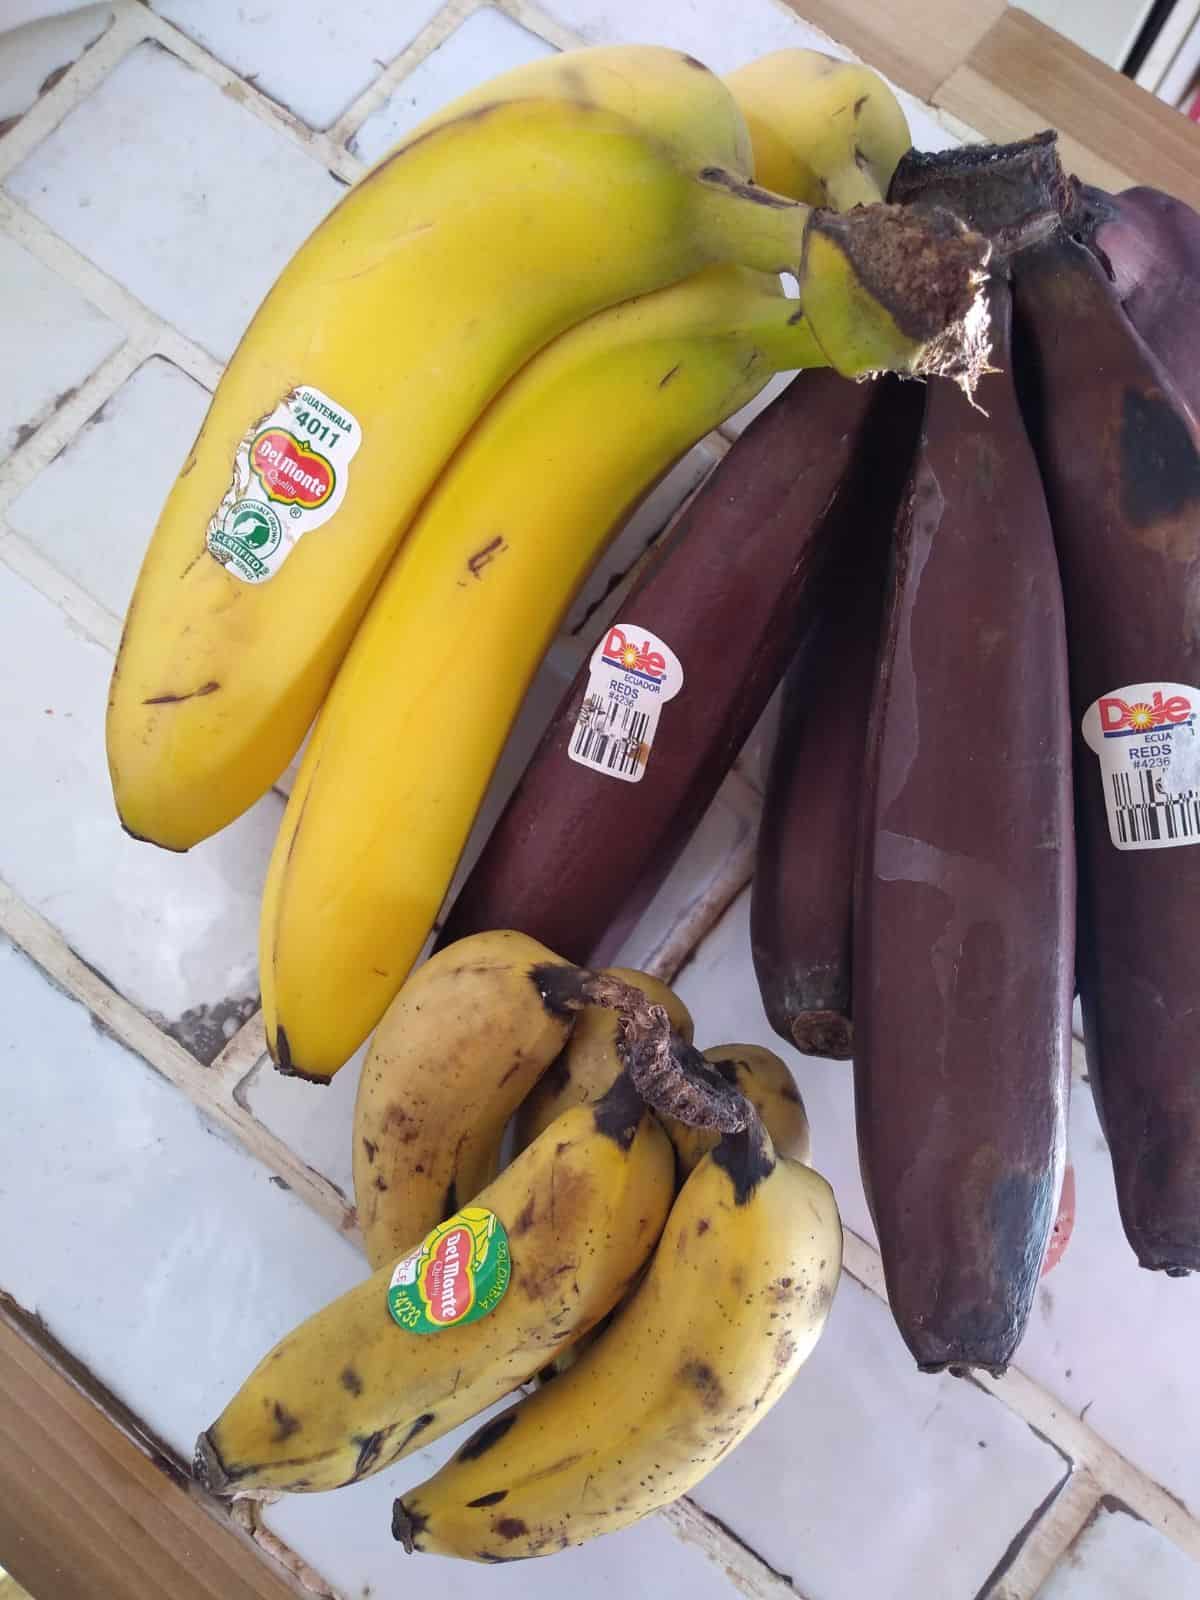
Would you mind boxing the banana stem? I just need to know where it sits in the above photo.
[578,972,750,1132]
[700,171,992,386]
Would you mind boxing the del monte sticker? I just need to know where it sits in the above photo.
[206,384,362,584]
[387,1207,511,1334]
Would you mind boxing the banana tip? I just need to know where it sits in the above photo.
[791,1010,853,1061]
[392,1498,425,1552]
[193,1429,232,1495]
[269,1025,333,1085]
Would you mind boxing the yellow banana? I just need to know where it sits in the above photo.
[725,48,911,208]
[515,967,693,1152]
[195,1076,674,1496]
[353,931,582,1271]
[105,42,971,853]
[259,267,820,1081]
[392,1113,842,1559]
[664,1043,810,1171]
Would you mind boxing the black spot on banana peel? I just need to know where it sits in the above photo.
[529,961,592,1018]
[1013,233,1200,1274]
[711,1115,776,1206]
[438,366,908,968]
[750,377,923,1059]
[854,277,1074,1371]
[455,1411,519,1462]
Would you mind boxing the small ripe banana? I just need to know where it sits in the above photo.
[392,1112,842,1560]
[194,1075,674,1496]
[107,42,979,852]
[664,1044,810,1171]
[725,48,911,208]
[515,967,693,1152]
[353,931,582,1270]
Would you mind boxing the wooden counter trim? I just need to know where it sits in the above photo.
[0,1298,305,1600]
[783,0,1200,205]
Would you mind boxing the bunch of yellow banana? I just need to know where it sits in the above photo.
[197,933,841,1562]
[106,42,988,1080]
[393,1110,841,1561]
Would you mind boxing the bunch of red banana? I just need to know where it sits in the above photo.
[446,130,1200,1373]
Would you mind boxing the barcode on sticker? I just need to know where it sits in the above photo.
[1109,770,1200,845]
[572,695,650,778]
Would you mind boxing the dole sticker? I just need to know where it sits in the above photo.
[387,1207,511,1334]
[206,385,362,583]
[1081,682,1200,850]
[568,622,684,783]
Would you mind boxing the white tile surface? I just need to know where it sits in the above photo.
[0,935,363,1452]
[240,1044,362,1205]
[1007,1065,1200,1509]
[1040,1501,1200,1600]
[0,562,281,1056]
[8,356,209,618]
[5,41,343,360]
[691,1273,1068,1600]
[151,0,447,130]
[0,233,124,463]
[351,6,557,164]
[0,3,112,123]
[264,1460,744,1600]
[608,776,757,975]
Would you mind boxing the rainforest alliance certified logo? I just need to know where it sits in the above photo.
[209,499,284,582]
[387,1207,510,1334]
[205,384,363,584]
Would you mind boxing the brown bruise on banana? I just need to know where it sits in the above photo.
[272,1024,331,1084]
[141,681,220,705]
[462,536,508,582]
[1119,388,1200,535]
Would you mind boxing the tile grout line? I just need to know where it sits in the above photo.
[0,877,357,1244]
[0,4,144,186]
[495,0,593,50]
[326,0,490,150]
[0,193,224,388]
[0,335,151,502]
[0,519,124,655]
[129,2,363,184]
[986,1468,1103,1600]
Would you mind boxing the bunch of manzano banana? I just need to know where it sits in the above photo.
[197,935,841,1563]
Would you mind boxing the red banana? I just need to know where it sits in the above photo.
[855,278,1074,1371]
[1014,230,1200,1274]
[438,367,895,965]
[750,380,921,1059]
